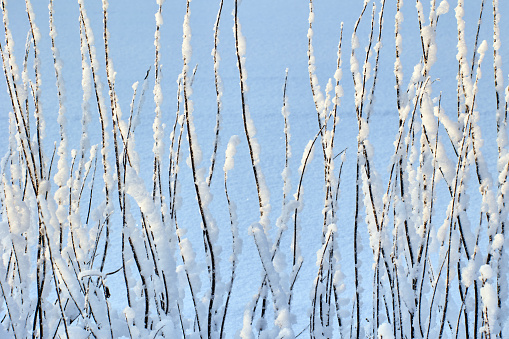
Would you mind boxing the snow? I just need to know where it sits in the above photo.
[437,1,450,17]
[1,0,509,337]
[224,135,240,174]
[377,322,393,339]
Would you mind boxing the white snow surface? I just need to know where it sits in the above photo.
[0,0,508,338]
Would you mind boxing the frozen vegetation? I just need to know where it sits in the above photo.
[0,0,508,338]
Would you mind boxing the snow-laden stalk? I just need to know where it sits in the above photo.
[221,135,242,339]
[308,16,345,337]
[49,0,68,253]
[152,0,165,219]
[273,69,293,267]
[233,0,270,227]
[182,1,223,337]
[492,0,509,334]
[206,0,224,187]
[350,2,369,336]
[24,2,51,336]
[102,0,124,214]
[235,1,294,337]
[307,0,328,163]
[78,0,112,274]
[351,2,391,337]
[1,0,40,201]
[25,0,45,183]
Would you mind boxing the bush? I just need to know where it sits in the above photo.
[0,0,508,338]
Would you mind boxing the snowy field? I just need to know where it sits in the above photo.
[1,0,509,338]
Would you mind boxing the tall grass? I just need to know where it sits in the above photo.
[0,0,507,338]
